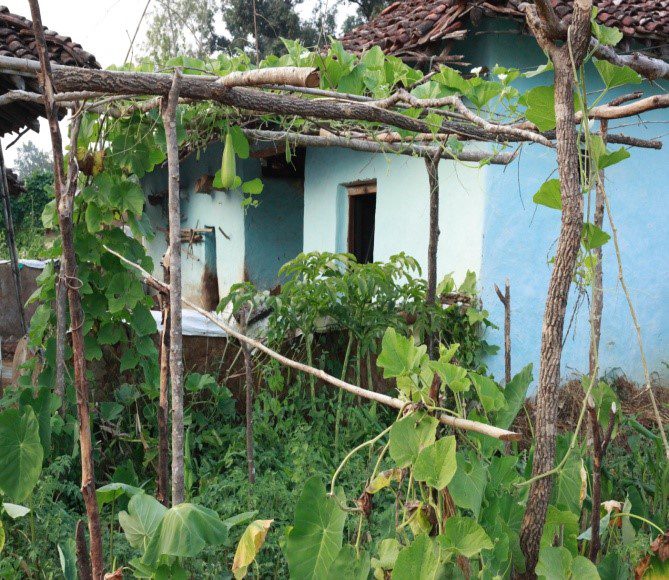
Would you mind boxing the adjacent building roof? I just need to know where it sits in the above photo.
[0,5,100,136]
[341,0,669,58]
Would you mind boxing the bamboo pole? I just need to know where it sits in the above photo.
[104,245,522,442]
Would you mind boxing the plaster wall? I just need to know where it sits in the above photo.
[303,147,487,283]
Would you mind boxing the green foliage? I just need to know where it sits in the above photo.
[0,407,43,502]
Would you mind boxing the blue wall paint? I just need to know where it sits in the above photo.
[243,164,304,290]
[461,21,669,384]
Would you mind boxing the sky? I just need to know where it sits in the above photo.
[2,0,348,166]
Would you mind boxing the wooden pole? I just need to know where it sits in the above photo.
[240,310,256,485]
[55,266,67,413]
[0,144,26,335]
[425,152,441,358]
[495,280,511,385]
[160,69,185,505]
[156,253,170,506]
[27,1,104,576]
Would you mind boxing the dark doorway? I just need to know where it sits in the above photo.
[347,181,377,264]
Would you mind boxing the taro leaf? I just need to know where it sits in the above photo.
[118,493,168,551]
[413,436,457,489]
[377,328,427,379]
[0,407,44,501]
[554,455,584,515]
[232,519,273,579]
[594,59,642,89]
[389,412,438,468]
[366,468,403,494]
[143,503,228,565]
[326,546,370,580]
[448,452,487,518]
[222,510,258,531]
[96,482,144,510]
[438,516,493,558]
[524,86,556,131]
[392,534,439,579]
[469,372,507,414]
[533,179,562,210]
[58,538,77,580]
[2,503,30,519]
[495,364,533,430]
[286,477,346,580]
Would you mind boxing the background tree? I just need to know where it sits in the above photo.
[12,140,52,179]
[341,0,389,33]
[143,0,219,62]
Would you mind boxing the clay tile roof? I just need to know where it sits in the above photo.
[341,0,669,56]
[0,5,100,136]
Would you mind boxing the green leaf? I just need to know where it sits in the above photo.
[372,539,401,576]
[377,328,427,379]
[242,178,264,195]
[392,534,439,579]
[533,179,562,210]
[430,361,470,393]
[525,86,556,131]
[541,506,580,553]
[448,453,487,518]
[495,364,533,430]
[286,477,346,580]
[0,408,43,501]
[58,539,77,580]
[85,202,104,233]
[438,516,493,558]
[119,493,168,552]
[365,468,403,494]
[592,18,623,47]
[229,125,250,159]
[96,482,144,510]
[2,503,30,519]
[469,372,507,413]
[143,503,228,565]
[109,180,145,216]
[594,59,642,89]
[554,454,584,514]
[581,223,610,251]
[537,546,600,579]
[598,146,629,170]
[597,553,631,580]
[413,436,457,489]
[130,305,158,337]
[326,546,370,580]
[120,348,140,372]
[389,412,438,468]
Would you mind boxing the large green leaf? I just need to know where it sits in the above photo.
[469,372,507,413]
[594,59,642,89]
[413,436,457,489]
[495,364,533,430]
[389,412,438,468]
[438,516,493,558]
[377,328,427,379]
[533,180,562,210]
[286,477,346,579]
[537,546,599,579]
[554,455,584,515]
[0,408,44,501]
[119,493,168,552]
[524,86,556,131]
[96,482,144,510]
[448,453,487,518]
[58,539,78,580]
[143,503,228,565]
[392,534,439,579]
[326,546,370,580]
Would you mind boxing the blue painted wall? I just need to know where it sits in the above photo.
[459,20,669,384]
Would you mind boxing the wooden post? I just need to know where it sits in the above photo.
[241,310,256,485]
[28,1,104,576]
[0,143,26,335]
[495,279,511,384]
[160,70,185,505]
[55,267,67,413]
[156,254,171,505]
[424,151,441,357]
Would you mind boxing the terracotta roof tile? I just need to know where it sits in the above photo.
[0,5,100,136]
[341,0,669,56]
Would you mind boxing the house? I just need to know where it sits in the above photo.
[142,0,668,383]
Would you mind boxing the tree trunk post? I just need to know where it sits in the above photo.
[28,1,105,576]
[161,69,185,505]
[55,266,67,414]
[518,2,592,575]
[495,280,512,384]
[0,143,26,335]
[156,255,171,506]
[241,310,256,485]
[425,151,440,357]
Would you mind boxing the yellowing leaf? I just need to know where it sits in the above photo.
[232,519,273,579]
